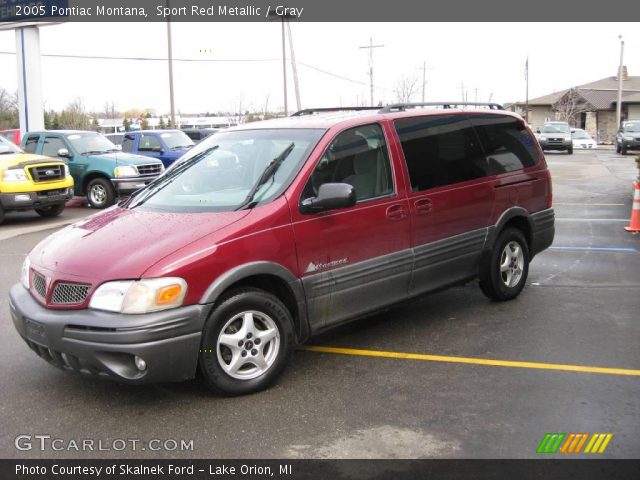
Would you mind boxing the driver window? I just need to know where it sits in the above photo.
[139,134,162,152]
[302,124,393,203]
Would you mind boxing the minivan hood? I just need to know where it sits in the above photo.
[32,207,249,281]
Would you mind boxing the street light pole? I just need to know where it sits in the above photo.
[166,0,176,128]
[281,17,288,115]
[616,35,625,129]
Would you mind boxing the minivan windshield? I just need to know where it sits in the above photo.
[127,128,325,212]
[622,122,640,133]
[542,124,570,134]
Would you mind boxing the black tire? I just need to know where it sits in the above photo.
[616,142,621,154]
[0,203,4,225]
[620,145,628,155]
[198,288,294,396]
[479,227,530,302]
[567,146,573,155]
[86,177,116,209]
[34,203,65,217]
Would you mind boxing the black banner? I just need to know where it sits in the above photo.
[0,0,639,23]
[3,459,640,480]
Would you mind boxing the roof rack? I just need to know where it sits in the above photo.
[379,102,504,113]
[291,107,380,117]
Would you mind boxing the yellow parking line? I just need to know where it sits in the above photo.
[301,346,640,377]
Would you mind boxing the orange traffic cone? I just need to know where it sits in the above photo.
[624,181,640,233]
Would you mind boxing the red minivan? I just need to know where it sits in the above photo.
[9,104,554,396]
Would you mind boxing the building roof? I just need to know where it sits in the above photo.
[527,73,640,108]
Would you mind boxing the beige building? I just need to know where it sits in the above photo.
[511,68,640,144]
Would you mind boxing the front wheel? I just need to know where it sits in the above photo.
[198,288,294,396]
[479,227,530,301]
[567,146,573,154]
[87,178,116,209]
[35,203,65,217]
[616,142,621,154]
[620,144,628,155]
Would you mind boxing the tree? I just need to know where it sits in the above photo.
[394,76,418,104]
[91,118,101,132]
[0,87,18,129]
[123,118,132,132]
[159,117,166,129]
[552,88,590,126]
[58,98,91,129]
[141,118,149,130]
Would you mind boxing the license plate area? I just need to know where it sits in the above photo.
[24,318,47,343]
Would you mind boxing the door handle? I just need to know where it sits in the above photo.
[414,198,433,214]
[385,204,408,221]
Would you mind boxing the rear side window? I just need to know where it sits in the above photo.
[470,115,540,174]
[394,115,489,191]
[24,135,39,153]
[42,136,66,157]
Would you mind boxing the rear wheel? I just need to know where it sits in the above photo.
[87,177,116,209]
[35,203,65,217]
[479,227,530,301]
[567,146,573,154]
[198,288,294,396]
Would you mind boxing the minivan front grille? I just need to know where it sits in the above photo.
[32,272,46,298]
[51,283,91,305]
[29,165,65,182]
[137,164,163,176]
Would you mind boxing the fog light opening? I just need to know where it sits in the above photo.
[134,356,147,371]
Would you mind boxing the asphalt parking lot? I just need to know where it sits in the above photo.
[0,149,638,459]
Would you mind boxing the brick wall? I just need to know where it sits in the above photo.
[596,110,617,144]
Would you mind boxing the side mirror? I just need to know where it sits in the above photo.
[57,148,71,158]
[300,183,356,214]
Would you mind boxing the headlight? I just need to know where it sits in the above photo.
[2,169,28,182]
[64,165,71,178]
[89,277,187,314]
[21,257,31,289]
[539,136,547,141]
[114,165,138,177]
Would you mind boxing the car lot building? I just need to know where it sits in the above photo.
[511,67,640,143]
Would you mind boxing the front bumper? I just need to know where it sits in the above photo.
[539,139,571,150]
[9,284,208,384]
[111,175,159,195]
[0,187,73,210]
[619,139,640,150]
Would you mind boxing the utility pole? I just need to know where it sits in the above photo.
[166,0,176,128]
[286,21,301,111]
[421,61,426,102]
[459,82,466,103]
[525,57,529,123]
[616,35,625,129]
[281,18,287,115]
[359,37,384,106]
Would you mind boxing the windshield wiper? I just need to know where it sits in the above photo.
[125,145,219,208]
[235,142,295,211]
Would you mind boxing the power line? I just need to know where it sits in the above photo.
[0,50,396,93]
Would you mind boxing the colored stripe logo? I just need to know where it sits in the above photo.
[537,433,613,454]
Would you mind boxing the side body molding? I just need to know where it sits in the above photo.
[199,261,310,342]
